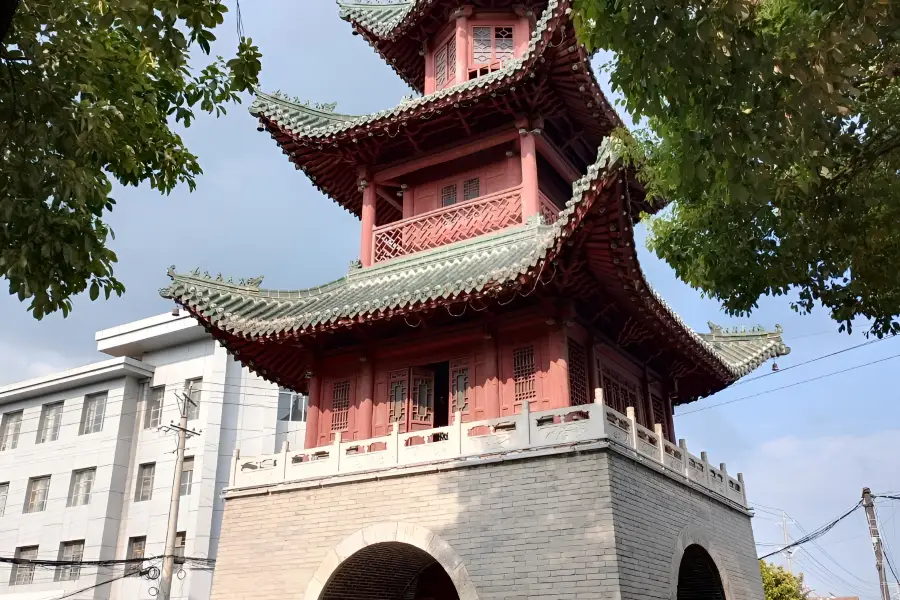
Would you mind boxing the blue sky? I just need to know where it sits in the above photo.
[1,2,897,597]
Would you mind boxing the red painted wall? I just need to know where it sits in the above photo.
[405,149,521,217]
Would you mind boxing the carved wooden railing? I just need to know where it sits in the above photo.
[539,191,560,225]
[229,390,748,508]
[372,186,523,263]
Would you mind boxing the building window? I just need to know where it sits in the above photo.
[11,546,38,585]
[331,380,350,432]
[0,482,8,517]
[651,393,669,439]
[79,392,107,435]
[513,345,536,404]
[441,183,457,207]
[470,26,514,78]
[450,359,469,414]
[37,402,64,444]
[135,463,155,502]
[67,468,95,507]
[55,541,84,581]
[601,366,640,416]
[0,410,23,451]
[24,476,50,513]
[180,457,194,497]
[567,339,590,406]
[278,388,307,422]
[185,379,202,421]
[434,35,457,89]
[174,531,186,564]
[125,537,146,576]
[144,386,164,430]
[462,177,480,201]
[389,371,407,423]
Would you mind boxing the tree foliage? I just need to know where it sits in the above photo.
[760,560,808,600]
[574,0,900,336]
[0,0,261,319]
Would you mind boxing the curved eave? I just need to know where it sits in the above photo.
[161,141,789,397]
[250,0,622,218]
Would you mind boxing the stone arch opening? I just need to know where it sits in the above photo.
[320,541,460,600]
[676,544,727,600]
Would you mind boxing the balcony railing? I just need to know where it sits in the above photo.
[539,191,559,225]
[229,390,748,508]
[373,186,523,263]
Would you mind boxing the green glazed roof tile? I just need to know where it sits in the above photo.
[249,0,559,138]
[161,139,790,381]
[337,1,416,37]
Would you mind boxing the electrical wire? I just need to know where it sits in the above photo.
[679,352,900,416]
[733,334,897,387]
[759,501,863,560]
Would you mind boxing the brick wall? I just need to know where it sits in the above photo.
[210,447,763,600]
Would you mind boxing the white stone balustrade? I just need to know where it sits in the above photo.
[228,390,748,508]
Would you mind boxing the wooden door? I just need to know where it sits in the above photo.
[387,368,436,433]
[409,367,435,431]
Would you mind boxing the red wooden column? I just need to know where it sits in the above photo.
[359,169,377,267]
[303,372,322,449]
[454,7,472,84]
[482,334,501,419]
[402,185,414,219]
[518,123,540,219]
[357,357,375,440]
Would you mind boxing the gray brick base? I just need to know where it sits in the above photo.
[210,446,764,600]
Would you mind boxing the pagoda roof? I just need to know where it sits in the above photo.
[337,2,416,38]
[161,140,790,399]
[250,0,621,218]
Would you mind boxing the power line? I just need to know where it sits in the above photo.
[759,502,863,560]
[734,334,897,387]
[680,352,900,416]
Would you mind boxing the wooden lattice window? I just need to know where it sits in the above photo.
[411,371,434,421]
[331,380,350,431]
[651,394,669,438]
[450,359,469,413]
[434,35,456,90]
[463,177,480,201]
[567,339,590,406]
[389,370,408,423]
[601,367,640,415]
[470,26,515,79]
[441,184,458,207]
[513,345,536,403]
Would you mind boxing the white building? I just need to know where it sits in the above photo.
[0,312,307,600]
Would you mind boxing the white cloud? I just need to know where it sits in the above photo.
[0,339,81,387]
[742,431,900,600]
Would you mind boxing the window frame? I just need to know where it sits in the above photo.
[174,531,186,564]
[24,475,51,513]
[55,540,85,581]
[439,175,482,208]
[125,536,146,576]
[79,392,107,436]
[67,467,96,507]
[0,410,24,451]
[180,456,194,497]
[432,29,457,90]
[11,546,38,585]
[135,462,155,502]
[468,22,517,78]
[185,378,202,421]
[37,401,64,444]
[0,481,8,517]
[144,385,164,430]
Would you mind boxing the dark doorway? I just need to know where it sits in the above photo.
[676,544,726,600]
[430,361,450,428]
[319,542,460,600]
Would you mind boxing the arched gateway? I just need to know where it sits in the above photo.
[305,523,478,600]
[676,545,727,600]
[320,542,459,600]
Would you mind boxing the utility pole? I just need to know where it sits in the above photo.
[863,487,892,600]
[781,510,795,574]
[159,385,199,600]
